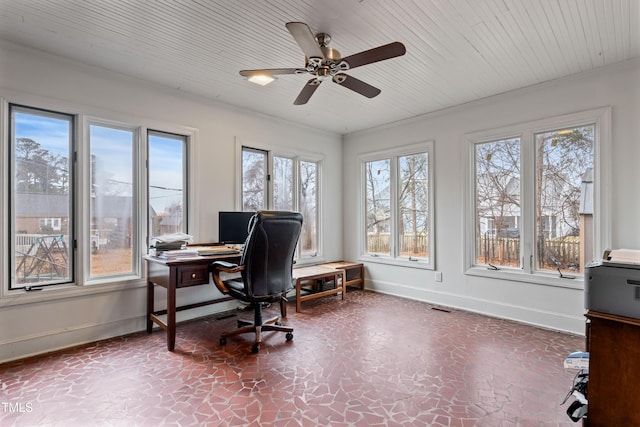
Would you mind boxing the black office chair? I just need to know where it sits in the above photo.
[210,210,303,353]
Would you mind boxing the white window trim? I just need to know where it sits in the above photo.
[0,90,198,303]
[463,107,611,288]
[357,140,435,270]
[82,117,142,285]
[234,137,324,264]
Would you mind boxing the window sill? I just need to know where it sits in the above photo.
[359,254,432,270]
[1,277,146,307]
[465,265,584,290]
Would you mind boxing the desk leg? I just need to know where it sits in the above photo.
[146,280,154,333]
[167,280,177,351]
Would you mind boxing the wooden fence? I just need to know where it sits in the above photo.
[477,236,580,270]
[367,233,428,257]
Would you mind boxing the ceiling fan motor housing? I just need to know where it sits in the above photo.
[304,33,347,78]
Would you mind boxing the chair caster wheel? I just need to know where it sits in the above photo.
[251,343,260,353]
[275,321,282,326]
[286,332,293,341]
[220,337,227,345]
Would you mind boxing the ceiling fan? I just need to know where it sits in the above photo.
[239,22,406,105]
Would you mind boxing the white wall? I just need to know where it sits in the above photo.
[0,42,343,363]
[343,58,640,335]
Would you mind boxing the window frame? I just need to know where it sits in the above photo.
[358,141,435,270]
[237,140,323,263]
[147,129,190,239]
[85,118,140,283]
[464,107,611,287]
[1,93,198,299]
[8,103,76,290]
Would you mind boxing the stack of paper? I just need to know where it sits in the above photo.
[155,248,199,259]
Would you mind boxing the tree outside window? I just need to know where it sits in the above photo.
[241,146,321,260]
[362,143,433,265]
[473,125,595,275]
[10,106,74,289]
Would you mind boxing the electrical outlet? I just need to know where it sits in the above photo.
[435,271,443,282]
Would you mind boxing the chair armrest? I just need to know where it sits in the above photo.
[211,260,242,273]
[210,261,244,294]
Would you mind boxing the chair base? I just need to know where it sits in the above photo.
[220,305,293,353]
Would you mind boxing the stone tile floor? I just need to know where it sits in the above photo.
[0,290,584,426]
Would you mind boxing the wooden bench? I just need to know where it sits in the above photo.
[292,261,364,313]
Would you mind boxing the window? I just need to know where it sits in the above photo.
[467,108,610,281]
[273,156,293,210]
[360,142,434,268]
[240,145,321,260]
[88,122,136,278]
[299,160,318,257]
[241,147,268,211]
[5,99,194,292]
[148,130,188,238]
[10,105,74,289]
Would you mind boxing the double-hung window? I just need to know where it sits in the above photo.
[240,145,321,260]
[359,141,434,268]
[466,108,610,282]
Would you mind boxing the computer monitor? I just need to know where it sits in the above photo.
[218,211,256,244]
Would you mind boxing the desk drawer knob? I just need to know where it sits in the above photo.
[191,273,197,279]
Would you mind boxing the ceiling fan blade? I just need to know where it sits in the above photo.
[239,68,306,77]
[286,22,325,60]
[332,73,381,98]
[340,41,406,70]
[294,78,322,105]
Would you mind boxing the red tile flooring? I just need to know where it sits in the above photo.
[0,290,585,426]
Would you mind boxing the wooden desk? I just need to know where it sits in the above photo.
[144,253,240,351]
[293,265,346,313]
[585,310,640,426]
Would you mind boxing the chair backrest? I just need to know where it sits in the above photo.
[240,210,303,299]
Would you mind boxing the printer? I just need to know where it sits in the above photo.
[585,249,640,319]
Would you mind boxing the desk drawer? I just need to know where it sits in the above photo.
[177,265,210,287]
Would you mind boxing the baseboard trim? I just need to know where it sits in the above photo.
[366,280,585,335]
[0,300,239,364]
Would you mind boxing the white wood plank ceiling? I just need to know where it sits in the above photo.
[0,0,638,134]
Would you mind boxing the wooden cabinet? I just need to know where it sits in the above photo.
[585,311,640,426]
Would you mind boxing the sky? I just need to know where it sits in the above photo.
[14,110,185,213]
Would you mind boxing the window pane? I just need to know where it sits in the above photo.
[398,153,429,260]
[242,147,267,211]
[273,156,293,210]
[365,159,391,256]
[535,126,594,274]
[148,131,187,238]
[299,160,318,256]
[11,106,73,288]
[89,124,134,277]
[475,138,521,268]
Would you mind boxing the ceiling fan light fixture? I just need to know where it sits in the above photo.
[248,75,276,86]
